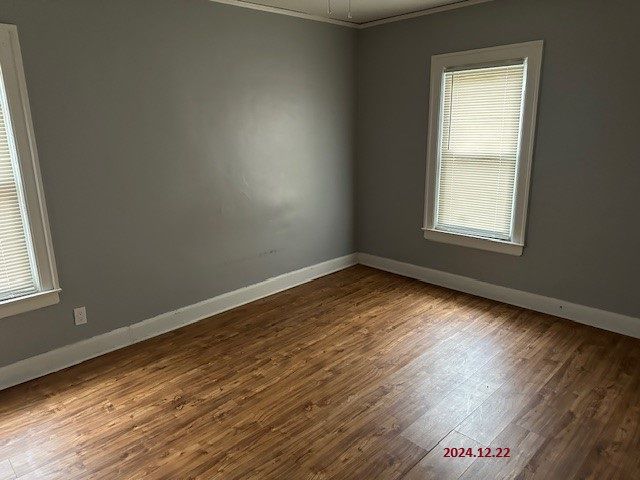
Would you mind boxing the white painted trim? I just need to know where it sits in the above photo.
[209,0,356,28]
[423,41,544,254]
[0,289,60,320]
[423,228,523,256]
[358,0,495,29]
[0,254,357,391]
[3,252,637,391]
[0,24,60,308]
[357,253,640,340]
[9,25,60,291]
[128,253,356,343]
[208,0,496,29]
[0,326,132,393]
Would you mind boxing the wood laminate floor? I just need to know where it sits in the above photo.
[1,266,639,479]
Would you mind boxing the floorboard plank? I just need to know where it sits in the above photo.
[404,430,482,480]
[0,266,638,479]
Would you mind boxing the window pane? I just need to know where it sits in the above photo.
[436,63,525,240]
[0,66,37,300]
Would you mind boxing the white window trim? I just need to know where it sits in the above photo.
[422,41,544,256]
[0,24,60,319]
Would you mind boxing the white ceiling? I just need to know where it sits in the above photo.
[219,0,484,26]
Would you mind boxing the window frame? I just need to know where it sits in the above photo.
[0,23,59,319]
[423,41,544,256]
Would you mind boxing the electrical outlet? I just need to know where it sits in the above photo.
[74,306,87,325]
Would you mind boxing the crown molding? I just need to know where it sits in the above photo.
[209,0,495,29]
[358,0,495,29]
[210,0,357,28]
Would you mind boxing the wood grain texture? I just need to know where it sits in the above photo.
[1,266,639,479]
[404,430,482,480]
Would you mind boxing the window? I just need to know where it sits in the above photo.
[0,24,59,318]
[423,41,543,256]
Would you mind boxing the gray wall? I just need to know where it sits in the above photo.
[357,0,640,317]
[2,0,639,369]
[0,0,356,367]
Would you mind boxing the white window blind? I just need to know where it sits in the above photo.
[0,23,59,318]
[0,66,37,301]
[435,62,526,241]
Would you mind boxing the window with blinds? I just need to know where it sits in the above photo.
[0,23,59,318]
[435,62,525,240]
[424,41,543,256]
[0,65,38,301]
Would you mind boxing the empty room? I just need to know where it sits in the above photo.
[0,0,638,478]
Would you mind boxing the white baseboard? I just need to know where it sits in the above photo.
[358,253,640,339]
[0,254,357,391]
[3,251,636,392]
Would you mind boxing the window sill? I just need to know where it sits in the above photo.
[0,289,61,320]
[424,228,523,256]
